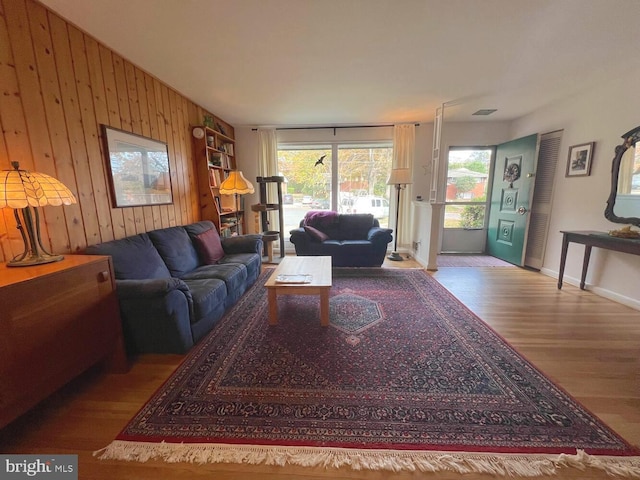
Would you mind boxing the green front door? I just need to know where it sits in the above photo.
[487,134,539,265]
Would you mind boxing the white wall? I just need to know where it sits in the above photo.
[233,128,261,233]
[511,65,640,308]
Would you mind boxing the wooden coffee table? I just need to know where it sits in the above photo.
[264,256,332,326]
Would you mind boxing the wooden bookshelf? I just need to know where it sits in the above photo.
[192,123,245,237]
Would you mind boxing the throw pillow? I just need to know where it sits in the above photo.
[193,228,225,264]
[304,225,329,242]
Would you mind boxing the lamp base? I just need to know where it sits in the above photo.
[387,251,404,262]
[8,253,64,267]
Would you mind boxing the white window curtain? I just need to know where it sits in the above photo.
[392,124,415,250]
[258,129,278,177]
[258,129,279,231]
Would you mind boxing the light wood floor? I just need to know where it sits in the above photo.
[1,258,639,479]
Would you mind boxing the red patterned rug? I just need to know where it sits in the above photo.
[97,268,640,476]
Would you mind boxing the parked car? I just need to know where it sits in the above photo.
[283,194,293,204]
[302,195,313,205]
[311,199,330,209]
[341,196,389,219]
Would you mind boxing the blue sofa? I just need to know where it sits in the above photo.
[85,221,262,354]
[289,212,393,267]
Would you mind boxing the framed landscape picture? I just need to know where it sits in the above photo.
[102,125,173,207]
[566,142,595,177]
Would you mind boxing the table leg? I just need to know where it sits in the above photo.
[558,233,569,289]
[268,289,278,325]
[580,245,592,290]
[320,288,329,327]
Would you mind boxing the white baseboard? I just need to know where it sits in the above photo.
[540,267,640,311]
[413,255,428,269]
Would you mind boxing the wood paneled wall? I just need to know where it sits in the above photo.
[0,0,233,263]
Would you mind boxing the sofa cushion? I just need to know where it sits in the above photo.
[193,228,225,264]
[182,263,248,307]
[219,253,261,285]
[148,226,200,277]
[338,214,375,240]
[85,234,171,280]
[183,220,218,238]
[304,225,329,242]
[180,277,227,323]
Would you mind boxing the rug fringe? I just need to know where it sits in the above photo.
[94,441,640,477]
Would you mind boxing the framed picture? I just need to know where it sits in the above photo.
[566,142,595,177]
[102,125,173,207]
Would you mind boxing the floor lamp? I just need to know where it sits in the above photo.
[387,168,412,261]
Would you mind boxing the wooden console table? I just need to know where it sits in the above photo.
[558,230,640,290]
[0,255,128,428]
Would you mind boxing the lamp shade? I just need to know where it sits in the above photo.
[0,162,77,208]
[387,168,412,186]
[219,170,255,195]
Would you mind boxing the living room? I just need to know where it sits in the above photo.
[1,0,640,478]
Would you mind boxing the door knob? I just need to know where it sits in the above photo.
[517,206,528,215]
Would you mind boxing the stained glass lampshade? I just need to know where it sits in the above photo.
[0,162,77,267]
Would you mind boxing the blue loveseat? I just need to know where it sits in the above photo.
[85,221,262,354]
[289,212,393,267]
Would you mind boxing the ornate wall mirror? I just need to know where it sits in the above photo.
[604,126,640,227]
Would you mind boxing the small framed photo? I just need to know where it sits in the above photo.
[566,142,595,177]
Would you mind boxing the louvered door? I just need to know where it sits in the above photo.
[524,130,563,269]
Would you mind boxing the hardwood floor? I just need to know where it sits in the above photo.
[1,259,639,479]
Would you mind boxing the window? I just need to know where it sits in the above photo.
[337,145,392,227]
[444,147,494,229]
[277,143,393,243]
[278,146,332,238]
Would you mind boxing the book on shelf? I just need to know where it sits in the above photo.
[208,169,218,187]
[220,143,234,156]
[212,169,222,186]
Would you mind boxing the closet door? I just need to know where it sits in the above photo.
[524,130,563,269]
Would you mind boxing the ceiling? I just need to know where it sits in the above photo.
[40,0,640,127]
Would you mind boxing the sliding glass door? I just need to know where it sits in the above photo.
[277,143,392,251]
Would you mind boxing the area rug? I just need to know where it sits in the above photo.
[96,268,640,477]
[437,254,514,267]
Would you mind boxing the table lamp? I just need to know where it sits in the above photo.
[0,161,77,267]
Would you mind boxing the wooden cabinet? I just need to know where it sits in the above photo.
[0,255,127,428]
[192,124,245,237]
